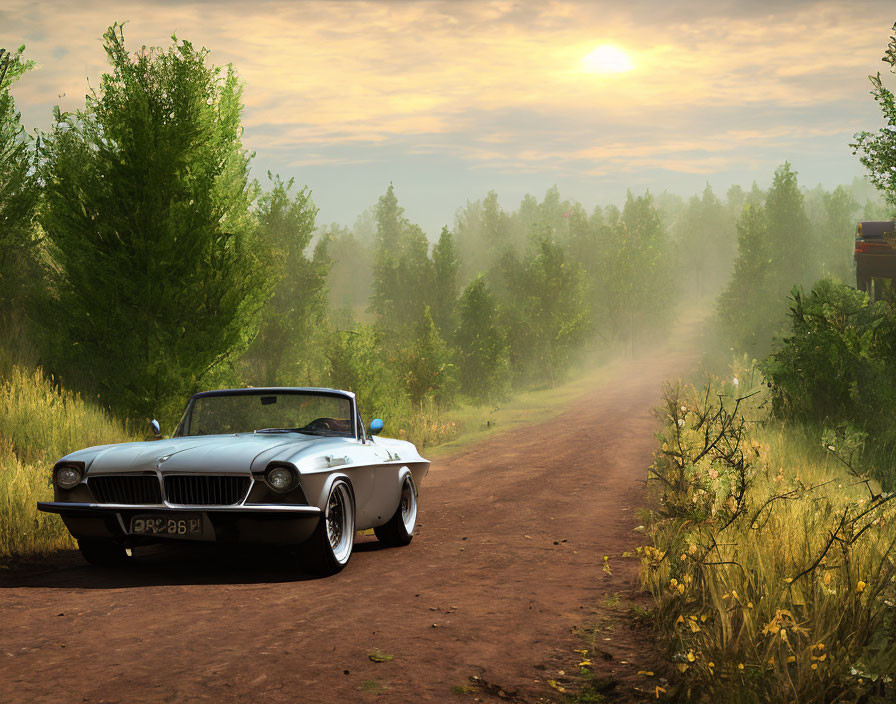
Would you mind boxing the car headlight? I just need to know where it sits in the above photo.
[265,465,297,493]
[55,463,83,490]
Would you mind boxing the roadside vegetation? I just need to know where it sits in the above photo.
[0,366,136,559]
[643,373,895,702]
[637,24,896,702]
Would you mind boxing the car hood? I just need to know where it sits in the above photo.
[68,434,318,475]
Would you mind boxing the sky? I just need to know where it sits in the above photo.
[3,0,896,237]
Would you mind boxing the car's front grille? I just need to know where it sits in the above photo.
[164,475,249,506]
[88,475,163,505]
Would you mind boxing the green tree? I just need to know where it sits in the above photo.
[322,223,374,313]
[674,185,736,297]
[430,226,459,336]
[603,191,673,348]
[853,24,896,209]
[716,203,775,355]
[401,307,455,405]
[812,184,859,281]
[370,184,432,336]
[502,235,589,385]
[0,47,39,319]
[323,323,406,420]
[455,276,509,402]
[39,25,267,422]
[242,174,327,385]
[716,164,812,358]
[764,162,813,290]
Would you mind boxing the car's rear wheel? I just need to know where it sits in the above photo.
[299,480,355,576]
[78,539,131,567]
[374,474,417,547]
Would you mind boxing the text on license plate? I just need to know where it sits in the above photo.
[131,514,202,536]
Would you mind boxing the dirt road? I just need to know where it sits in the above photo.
[0,337,694,704]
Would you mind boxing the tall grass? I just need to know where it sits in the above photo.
[0,366,136,560]
[641,371,896,702]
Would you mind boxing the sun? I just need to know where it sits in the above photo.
[581,45,634,74]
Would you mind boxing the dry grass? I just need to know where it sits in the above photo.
[641,367,896,702]
[0,366,136,560]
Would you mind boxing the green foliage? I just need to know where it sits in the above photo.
[716,163,812,358]
[0,46,40,317]
[38,25,268,424]
[761,279,896,487]
[643,378,896,703]
[371,183,433,335]
[320,322,457,448]
[763,281,884,422]
[430,226,459,337]
[323,223,373,313]
[502,235,590,385]
[806,184,860,282]
[455,276,509,403]
[242,174,327,385]
[400,307,456,405]
[0,365,136,560]
[602,191,674,348]
[454,190,513,283]
[322,323,405,421]
[673,185,736,298]
[853,23,896,210]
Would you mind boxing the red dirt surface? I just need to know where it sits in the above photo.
[0,338,693,704]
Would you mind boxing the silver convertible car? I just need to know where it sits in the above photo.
[37,388,429,575]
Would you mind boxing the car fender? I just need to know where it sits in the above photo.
[312,471,355,515]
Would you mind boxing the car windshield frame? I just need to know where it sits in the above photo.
[174,388,359,439]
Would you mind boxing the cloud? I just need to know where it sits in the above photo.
[1,0,893,233]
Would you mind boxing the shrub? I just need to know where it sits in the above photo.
[762,279,896,487]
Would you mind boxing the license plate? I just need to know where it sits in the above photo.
[130,514,202,537]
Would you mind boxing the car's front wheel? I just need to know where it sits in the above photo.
[77,539,131,567]
[374,474,417,547]
[299,480,355,576]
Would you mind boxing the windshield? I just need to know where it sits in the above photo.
[176,391,355,437]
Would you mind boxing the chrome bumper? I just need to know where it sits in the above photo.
[37,501,321,515]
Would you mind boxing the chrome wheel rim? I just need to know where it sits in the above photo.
[326,482,353,564]
[400,476,417,535]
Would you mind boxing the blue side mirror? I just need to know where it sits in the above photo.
[369,418,384,435]
[150,419,161,437]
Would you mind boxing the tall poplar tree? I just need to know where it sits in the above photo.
[430,226,459,337]
[370,184,432,336]
[40,25,267,421]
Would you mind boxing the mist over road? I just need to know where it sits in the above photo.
[0,329,699,704]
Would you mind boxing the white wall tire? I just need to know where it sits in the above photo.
[299,480,355,576]
[374,475,417,547]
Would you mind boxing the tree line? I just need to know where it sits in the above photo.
[0,26,880,430]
